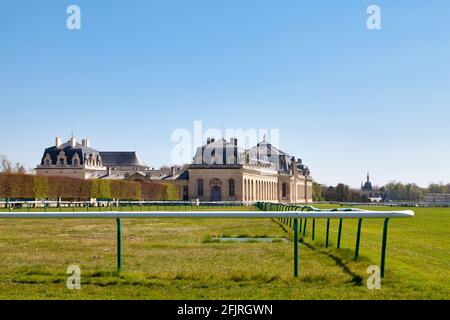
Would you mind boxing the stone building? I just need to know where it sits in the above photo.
[143,137,313,203]
[36,136,149,179]
[360,173,382,202]
[424,194,450,205]
[36,136,314,203]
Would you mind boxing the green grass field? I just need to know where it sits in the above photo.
[0,205,448,299]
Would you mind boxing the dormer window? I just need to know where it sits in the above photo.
[57,150,67,166]
[72,153,80,167]
[43,153,52,166]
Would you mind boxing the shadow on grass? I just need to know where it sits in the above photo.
[301,242,364,285]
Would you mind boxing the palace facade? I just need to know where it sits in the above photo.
[36,136,313,203]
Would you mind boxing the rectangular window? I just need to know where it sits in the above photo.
[197,179,204,197]
[229,179,235,197]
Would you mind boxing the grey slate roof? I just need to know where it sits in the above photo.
[246,141,292,173]
[99,152,147,167]
[40,142,102,166]
[192,139,243,165]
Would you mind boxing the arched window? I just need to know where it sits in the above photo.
[197,179,204,197]
[229,179,235,197]
[282,182,287,198]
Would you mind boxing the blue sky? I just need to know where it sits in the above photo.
[0,0,449,188]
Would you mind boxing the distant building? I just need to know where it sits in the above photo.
[361,173,382,202]
[36,136,149,179]
[424,193,450,204]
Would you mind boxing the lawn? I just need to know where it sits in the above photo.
[0,205,448,299]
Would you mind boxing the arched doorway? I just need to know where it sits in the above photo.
[211,185,222,201]
[209,178,222,201]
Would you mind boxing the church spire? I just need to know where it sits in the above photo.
[367,172,370,182]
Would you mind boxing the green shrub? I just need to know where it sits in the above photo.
[90,179,111,199]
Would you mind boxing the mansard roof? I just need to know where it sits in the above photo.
[192,138,243,166]
[40,142,102,166]
[190,138,310,175]
[100,151,147,167]
[246,141,292,173]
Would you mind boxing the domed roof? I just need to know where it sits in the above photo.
[361,172,373,191]
[362,181,373,190]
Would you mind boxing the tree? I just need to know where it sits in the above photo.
[335,183,350,202]
[312,182,324,201]
[15,162,26,173]
[0,155,12,173]
[0,155,27,173]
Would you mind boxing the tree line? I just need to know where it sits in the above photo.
[313,181,450,202]
[0,173,179,201]
[312,182,370,202]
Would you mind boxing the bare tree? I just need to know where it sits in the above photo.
[0,155,27,173]
[0,155,12,173]
[15,162,27,173]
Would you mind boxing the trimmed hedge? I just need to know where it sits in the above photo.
[0,173,179,200]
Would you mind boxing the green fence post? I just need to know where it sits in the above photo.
[116,218,122,273]
[325,218,330,248]
[294,218,299,277]
[380,218,390,278]
[337,218,343,248]
[354,218,363,260]
[303,218,307,236]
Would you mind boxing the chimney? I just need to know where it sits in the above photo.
[82,138,90,147]
[230,138,236,146]
[291,156,298,175]
[70,137,77,147]
[55,137,62,148]
[171,166,176,176]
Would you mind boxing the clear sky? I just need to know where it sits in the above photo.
[0,0,449,188]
